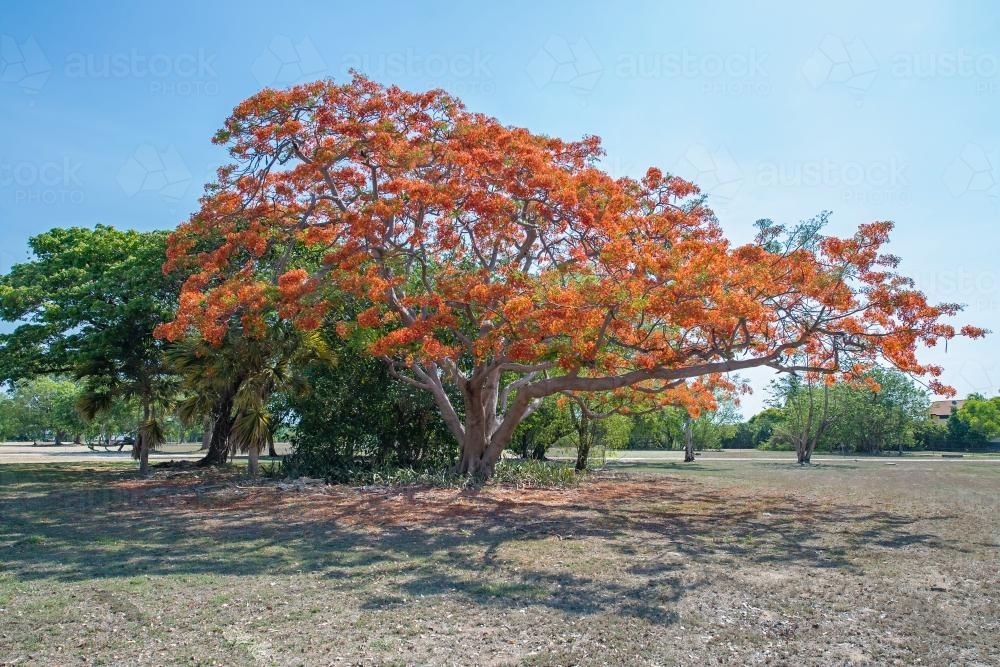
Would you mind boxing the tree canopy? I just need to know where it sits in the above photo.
[155,75,983,477]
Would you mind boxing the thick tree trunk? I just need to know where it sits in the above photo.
[200,414,213,451]
[456,430,495,477]
[197,405,233,467]
[683,418,695,463]
[797,443,812,464]
[267,432,277,458]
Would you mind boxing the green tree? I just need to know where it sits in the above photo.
[0,226,182,475]
[169,324,331,475]
[4,376,85,443]
[284,327,456,480]
[955,395,1000,440]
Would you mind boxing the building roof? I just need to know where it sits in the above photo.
[929,399,965,418]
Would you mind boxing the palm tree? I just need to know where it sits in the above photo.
[168,324,333,475]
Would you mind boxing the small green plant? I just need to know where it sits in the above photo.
[490,459,579,487]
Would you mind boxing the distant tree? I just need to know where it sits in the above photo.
[627,408,686,450]
[953,395,1000,443]
[768,373,831,464]
[824,367,929,454]
[4,376,85,444]
[512,396,574,460]
[726,407,784,449]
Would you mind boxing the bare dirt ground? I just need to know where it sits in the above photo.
[1,460,998,665]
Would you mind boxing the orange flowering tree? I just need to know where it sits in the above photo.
[159,75,984,477]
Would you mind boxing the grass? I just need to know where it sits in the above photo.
[0,459,998,665]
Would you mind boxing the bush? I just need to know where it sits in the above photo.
[284,344,457,481]
[282,456,580,488]
[491,459,580,487]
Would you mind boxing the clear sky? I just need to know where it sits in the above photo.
[2,0,998,416]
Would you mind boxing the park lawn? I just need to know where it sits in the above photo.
[0,461,998,666]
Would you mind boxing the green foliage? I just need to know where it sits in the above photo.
[280,458,579,488]
[0,226,179,383]
[489,459,580,487]
[0,226,182,462]
[511,396,575,459]
[763,367,931,454]
[952,395,1000,446]
[0,376,86,442]
[627,408,685,449]
[724,408,784,449]
[283,327,456,481]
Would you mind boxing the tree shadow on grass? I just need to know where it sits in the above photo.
[0,464,965,625]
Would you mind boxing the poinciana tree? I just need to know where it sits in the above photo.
[158,75,985,477]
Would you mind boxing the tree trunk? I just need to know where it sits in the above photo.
[200,414,213,451]
[531,440,547,461]
[197,402,233,467]
[683,418,695,462]
[575,414,593,472]
[54,430,64,446]
[267,432,277,458]
[456,430,495,477]
[198,416,231,466]
[796,439,812,464]
[138,400,151,478]
[247,442,259,478]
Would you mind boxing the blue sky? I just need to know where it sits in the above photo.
[2,0,998,415]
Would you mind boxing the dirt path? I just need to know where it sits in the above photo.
[0,442,292,464]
